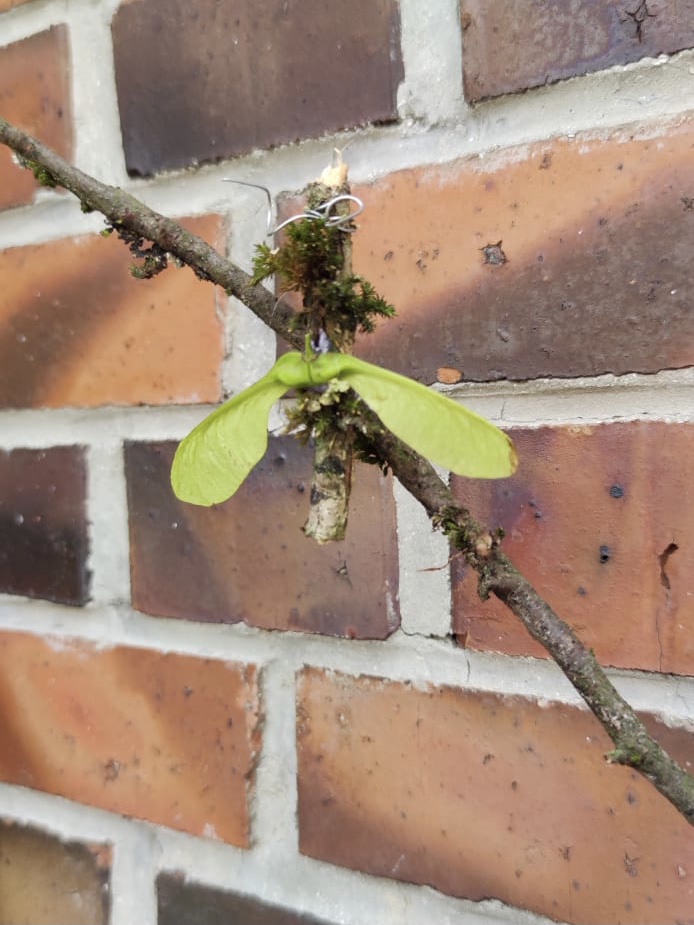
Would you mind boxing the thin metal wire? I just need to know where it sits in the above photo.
[271,194,363,235]
[222,179,363,237]
[222,178,273,232]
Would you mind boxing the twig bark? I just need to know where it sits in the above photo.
[0,117,297,346]
[1,117,693,824]
[379,432,694,823]
[302,174,355,543]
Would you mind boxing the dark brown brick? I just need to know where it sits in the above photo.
[0,632,260,845]
[297,668,694,924]
[158,873,332,925]
[0,216,224,408]
[0,822,110,925]
[452,423,694,675]
[125,438,399,638]
[461,0,694,102]
[0,446,89,606]
[112,0,403,176]
[350,118,694,383]
[0,26,72,210]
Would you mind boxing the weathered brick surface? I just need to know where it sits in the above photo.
[158,873,331,925]
[0,26,72,210]
[112,0,403,176]
[349,118,694,384]
[297,668,694,924]
[0,215,224,408]
[0,822,110,925]
[452,423,694,675]
[0,446,89,606]
[1,2,692,920]
[0,632,260,845]
[461,0,694,101]
[125,438,399,638]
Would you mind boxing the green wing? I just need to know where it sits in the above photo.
[171,370,289,505]
[336,355,517,478]
[171,349,515,507]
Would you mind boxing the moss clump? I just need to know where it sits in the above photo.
[251,214,394,343]
[17,155,58,188]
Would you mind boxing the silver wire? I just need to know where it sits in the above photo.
[222,178,273,233]
[222,179,363,237]
[271,194,363,235]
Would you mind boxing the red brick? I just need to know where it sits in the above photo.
[112,0,403,176]
[0,215,224,408]
[125,438,399,638]
[452,423,694,675]
[0,27,72,210]
[0,446,89,606]
[0,822,110,925]
[297,668,694,924]
[461,0,694,101]
[349,118,694,383]
[158,873,331,925]
[0,632,260,845]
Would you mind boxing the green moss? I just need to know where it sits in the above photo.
[17,155,58,188]
[607,747,644,767]
[129,251,168,279]
[251,213,394,342]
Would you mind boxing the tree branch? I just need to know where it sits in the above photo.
[1,117,692,824]
[0,117,299,347]
[379,433,694,823]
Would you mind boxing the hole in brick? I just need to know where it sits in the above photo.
[658,542,679,591]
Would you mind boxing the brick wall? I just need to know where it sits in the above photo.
[0,1,693,923]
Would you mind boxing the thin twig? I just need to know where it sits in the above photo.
[0,117,298,346]
[378,432,694,823]
[1,117,692,824]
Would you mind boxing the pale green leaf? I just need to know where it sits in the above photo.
[334,355,517,478]
[170,369,289,505]
[171,350,516,507]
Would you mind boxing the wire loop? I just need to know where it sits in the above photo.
[271,194,363,235]
[223,179,363,237]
